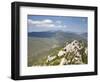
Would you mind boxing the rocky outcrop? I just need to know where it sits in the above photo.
[45,40,87,65]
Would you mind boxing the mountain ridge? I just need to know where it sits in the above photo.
[28,31,87,39]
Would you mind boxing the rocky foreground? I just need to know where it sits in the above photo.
[44,40,88,65]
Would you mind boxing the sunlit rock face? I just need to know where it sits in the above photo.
[45,40,88,65]
[59,40,83,65]
[64,40,82,53]
[58,50,66,57]
[60,58,68,65]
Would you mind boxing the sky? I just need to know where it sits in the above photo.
[28,15,88,33]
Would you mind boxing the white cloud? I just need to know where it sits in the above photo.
[28,19,67,31]
[35,23,55,27]
[42,19,53,23]
[28,19,55,28]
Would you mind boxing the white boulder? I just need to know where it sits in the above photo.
[58,50,66,57]
[47,55,56,62]
[60,58,68,65]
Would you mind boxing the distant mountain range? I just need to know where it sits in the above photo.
[80,33,87,39]
[28,31,87,40]
[28,31,55,38]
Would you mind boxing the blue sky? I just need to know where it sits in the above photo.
[28,15,88,33]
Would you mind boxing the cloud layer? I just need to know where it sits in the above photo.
[28,19,67,32]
